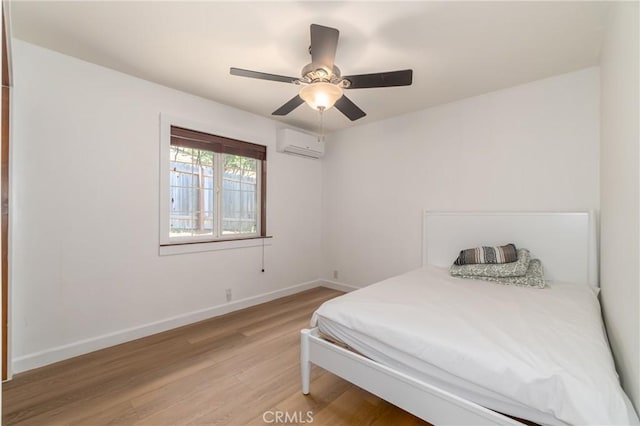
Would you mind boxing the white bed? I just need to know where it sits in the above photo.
[301,211,639,425]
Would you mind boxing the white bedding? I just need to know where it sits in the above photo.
[311,266,639,426]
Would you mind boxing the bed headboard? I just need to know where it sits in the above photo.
[422,211,598,287]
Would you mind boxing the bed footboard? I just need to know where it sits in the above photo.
[300,328,521,426]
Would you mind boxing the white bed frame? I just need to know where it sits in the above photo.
[301,211,597,425]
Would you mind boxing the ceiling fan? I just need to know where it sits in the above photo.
[230,24,413,121]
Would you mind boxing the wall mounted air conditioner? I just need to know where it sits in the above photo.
[276,128,325,159]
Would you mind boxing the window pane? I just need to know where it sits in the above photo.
[221,154,258,235]
[170,146,215,238]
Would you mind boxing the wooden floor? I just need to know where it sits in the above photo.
[3,287,429,425]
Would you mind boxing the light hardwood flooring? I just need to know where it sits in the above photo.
[3,287,429,425]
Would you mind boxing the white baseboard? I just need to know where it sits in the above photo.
[319,279,361,293]
[12,279,322,374]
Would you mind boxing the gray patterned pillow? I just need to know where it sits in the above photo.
[457,259,546,288]
[450,249,530,278]
[454,243,517,265]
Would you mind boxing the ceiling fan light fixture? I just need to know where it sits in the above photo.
[299,82,343,111]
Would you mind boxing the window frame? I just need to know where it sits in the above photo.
[159,114,267,250]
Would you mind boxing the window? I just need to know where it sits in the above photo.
[162,125,266,246]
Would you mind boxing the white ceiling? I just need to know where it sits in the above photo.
[9,1,609,133]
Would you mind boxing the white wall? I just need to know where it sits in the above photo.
[10,40,323,371]
[599,2,640,412]
[323,67,600,287]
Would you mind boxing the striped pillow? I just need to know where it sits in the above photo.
[453,243,517,265]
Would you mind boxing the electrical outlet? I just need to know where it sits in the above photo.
[333,270,339,280]
[225,288,232,302]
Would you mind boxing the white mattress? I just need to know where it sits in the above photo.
[311,266,639,426]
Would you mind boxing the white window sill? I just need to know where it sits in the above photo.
[159,236,273,256]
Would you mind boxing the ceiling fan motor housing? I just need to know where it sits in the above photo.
[300,63,346,86]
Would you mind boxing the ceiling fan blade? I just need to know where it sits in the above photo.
[230,67,298,84]
[344,69,413,89]
[334,95,366,121]
[310,24,339,72]
[272,95,305,116]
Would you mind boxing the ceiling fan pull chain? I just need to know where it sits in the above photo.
[318,107,325,142]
